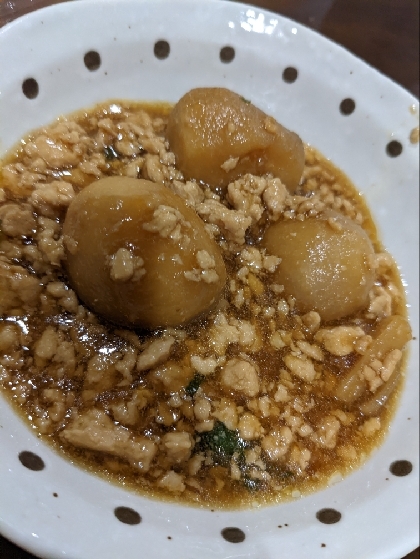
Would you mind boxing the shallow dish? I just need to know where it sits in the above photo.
[0,1,418,558]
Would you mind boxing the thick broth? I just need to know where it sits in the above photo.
[0,99,410,508]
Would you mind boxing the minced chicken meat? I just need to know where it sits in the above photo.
[0,96,411,508]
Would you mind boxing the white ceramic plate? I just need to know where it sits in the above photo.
[0,1,418,558]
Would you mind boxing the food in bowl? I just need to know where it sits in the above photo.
[0,87,411,508]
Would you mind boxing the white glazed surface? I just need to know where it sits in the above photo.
[0,1,418,558]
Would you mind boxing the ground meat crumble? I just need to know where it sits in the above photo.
[0,100,410,509]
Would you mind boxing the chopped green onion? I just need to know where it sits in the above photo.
[198,420,245,464]
[104,145,119,160]
[185,373,205,397]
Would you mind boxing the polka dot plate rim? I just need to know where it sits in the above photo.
[0,1,418,558]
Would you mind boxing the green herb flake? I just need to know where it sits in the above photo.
[242,477,264,492]
[185,373,205,397]
[198,421,245,463]
[104,145,119,160]
[279,469,294,480]
[240,96,251,104]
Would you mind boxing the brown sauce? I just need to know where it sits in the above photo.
[0,99,411,509]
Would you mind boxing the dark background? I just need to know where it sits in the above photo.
[0,0,418,558]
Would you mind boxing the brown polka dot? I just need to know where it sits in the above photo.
[220,46,235,63]
[316,508,342,524]
[53,492,58,497]
[84,50,101,71]
[154,40,170,60]
[340,98,356,115]
[386,140,403,157]
[321,543,327,548]
[22,78,39,99]
[282,66,298,83]
[114,506,141,525]
[18,450,45,471]
[390,460,413,476]
[221,527,245,543]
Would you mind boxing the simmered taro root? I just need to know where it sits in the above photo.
[335,315,412,407]
[63,177,226,328]
[166,87,304,191]
[0,97,412,509]
[262,212,375,321]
